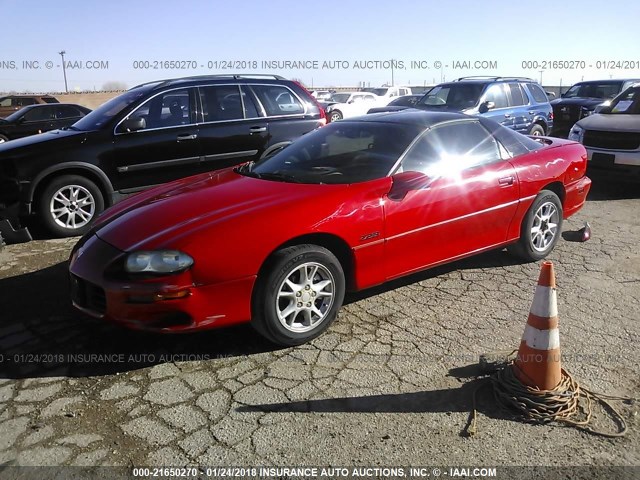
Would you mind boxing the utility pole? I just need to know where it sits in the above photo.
[59,50,68,93]
[539,70,544,85]
[391,59,395,87]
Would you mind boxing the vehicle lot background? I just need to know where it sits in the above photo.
[0,174,638,467]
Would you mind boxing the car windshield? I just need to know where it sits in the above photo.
[71,86,152,131]
[330,93,351,103]
[609,87,640,114]
[238,121,422,184]
[390,95,419,107]
[416,84,484,110]
[563,82,622,99]
[362,88,388,96]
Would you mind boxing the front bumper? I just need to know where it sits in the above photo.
[68,234,256,333]
[586,147,640,175]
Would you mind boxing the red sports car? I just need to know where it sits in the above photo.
[69,111,591,346]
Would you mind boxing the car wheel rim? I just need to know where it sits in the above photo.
[276,262,335,333]
[50,184,96,230]
[330,113,341,122]
[531,129,542,136]
[530,201,559,252]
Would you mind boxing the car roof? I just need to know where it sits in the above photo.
[133,74,294,91]
[573,78,640,85]
[347,110,470,127]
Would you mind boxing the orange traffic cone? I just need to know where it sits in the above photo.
[513,261,562,390]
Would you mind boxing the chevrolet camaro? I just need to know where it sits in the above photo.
[69,111,591,346]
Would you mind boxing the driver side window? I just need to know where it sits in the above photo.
[400,121,501,175]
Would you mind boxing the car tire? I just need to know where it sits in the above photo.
[329,110,343,122]
[0,134,8,143]
[37,175,105,237]
[251,244,345,346]
[529,124,545,136]
[508,190,563,262]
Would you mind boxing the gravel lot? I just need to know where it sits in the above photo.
[0,172,638,476]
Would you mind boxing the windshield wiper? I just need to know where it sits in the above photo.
[251,171,301,183]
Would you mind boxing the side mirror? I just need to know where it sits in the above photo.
[594,105,611,114]
[478,101,495,114]
[119,117,146,133]
[388,171,432,201]
[16,116,26,124]
[561,92,567,98]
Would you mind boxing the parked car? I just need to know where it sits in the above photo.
[0,104,91,143]
[362,86,412,105]
[325,92,380,122]
[69,111,591,346]
[568,82,640,176]
[367,94,425,113]
[0,74,326,240]
[551,79,640,137]
[372,77,553,136]
[0,94,59,118]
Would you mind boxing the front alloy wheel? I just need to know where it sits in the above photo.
[276,262,335,333]
[252,244,345,346]
[50,184,96,230]
[38,174,105,237]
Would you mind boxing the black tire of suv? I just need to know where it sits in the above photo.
[251,244,345,346]
[37,175,105,237]
[0,134,9,143]
[529,124,545,136]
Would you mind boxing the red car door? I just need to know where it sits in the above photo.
[383,119,520,280]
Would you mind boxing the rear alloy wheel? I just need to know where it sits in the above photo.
[329,110,343,122]
[508,190,563,262]
[529,124,545,136]
[252,244,345,346]
[38,175,105,237]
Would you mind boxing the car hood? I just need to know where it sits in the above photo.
[0,128,89,152]
[576,113,640,132]
[550,97,608,109]
[95,168,353,252]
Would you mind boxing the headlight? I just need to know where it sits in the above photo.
[568,124,585,143]
[125,250,194,274]
[580,108,593,117]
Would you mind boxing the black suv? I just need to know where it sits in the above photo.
[0,75,326,239]
[550,78,640,137]
[374,77,554,136]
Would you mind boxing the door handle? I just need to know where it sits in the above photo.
[529,110,536,115]
[503,113,512,118]
[177,134,197,142]
[249,126,267,134]
[499,176,515,186]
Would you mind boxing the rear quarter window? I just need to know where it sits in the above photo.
[251,85,305,116]
[526,83,550,104]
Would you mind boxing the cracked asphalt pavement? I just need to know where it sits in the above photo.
[0,172,638,471]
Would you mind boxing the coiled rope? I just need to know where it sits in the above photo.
[466,362,631,438]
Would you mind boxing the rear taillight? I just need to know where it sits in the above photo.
[318,105,327,126]
[549,112,554,120]
[293,81,327,127]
